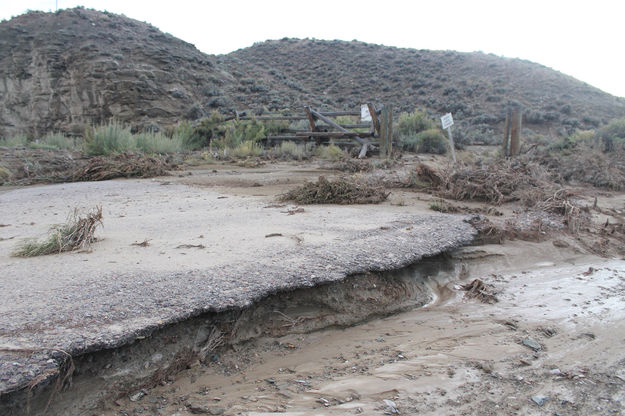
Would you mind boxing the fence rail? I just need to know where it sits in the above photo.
[225,104,392,158]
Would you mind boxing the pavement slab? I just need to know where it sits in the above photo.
[0,179,475,395]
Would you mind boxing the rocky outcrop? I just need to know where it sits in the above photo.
[0,8,235,136]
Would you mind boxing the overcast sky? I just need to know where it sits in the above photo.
[2,0,624,97]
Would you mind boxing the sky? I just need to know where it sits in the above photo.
[1,0,624,97]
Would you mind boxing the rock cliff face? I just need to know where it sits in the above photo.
[1,8,625,137]
[0,8,234,135]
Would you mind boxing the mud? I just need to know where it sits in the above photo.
[2,157,624,416]
[98,243,625,416]
[2,255,460,415]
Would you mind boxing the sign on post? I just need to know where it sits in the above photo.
[361,104,372,122]
[441,113,454,130]
[440,113,456,163]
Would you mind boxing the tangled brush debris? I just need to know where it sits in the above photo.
[12,206,103,257]
[70,152,170,181]
[279,176,389,204]
[460,278,498,303]
[537,147,625,191]
[437,160,545,205]
[331,159,373,173]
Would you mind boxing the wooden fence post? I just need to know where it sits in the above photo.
[379,105,392,158]
[509,102,522,156]
[502,107,511,157]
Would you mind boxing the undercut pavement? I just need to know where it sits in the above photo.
[0,179,475,412]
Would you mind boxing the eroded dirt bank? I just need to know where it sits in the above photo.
[98,242,625,416]
[4,256,463,415]
[0,171,474,415]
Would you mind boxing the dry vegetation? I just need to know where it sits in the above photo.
[0,149,173,185]
[69,153,171,181]
[12,207,103,257]
[279,176,389,205]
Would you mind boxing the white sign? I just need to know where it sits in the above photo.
[441,113,454,130]
[361,104,372,122]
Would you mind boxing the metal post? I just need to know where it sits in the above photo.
[447,126,456,163]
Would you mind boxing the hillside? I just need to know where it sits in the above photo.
[226,39,625,141]
[0,8,232,136]
[1,8,625,140]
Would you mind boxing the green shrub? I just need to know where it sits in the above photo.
[171,121,195,149]
[397,109,435,139]
[0,165,11,184]
[599,117,625,152]
[549,129,595,152]
[428,198,450,212]
[189,111,224,149]
[402,129,447,154]
[30,132,76,150]
[0,135,29,147]
[274,141,310,160]
[230,141,263,158]
[211,118,278,150]
[85,121,134,155]
[315,144,346,161]
[134,131,185,154]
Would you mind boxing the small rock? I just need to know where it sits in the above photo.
[383,399,399,414]
[531,395,549,406]
[540,326,557,337]
[129,390,146,402]
[522,338,542,351]
[188,402,210,414]
[317,397,330,407]
[188,403,225,415]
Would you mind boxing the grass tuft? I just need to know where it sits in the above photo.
[314,144,346,161]
[12,206,103,257]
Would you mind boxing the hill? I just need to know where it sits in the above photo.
[0,8,230,136]
[226,39,625,141]
[1,8,625,141]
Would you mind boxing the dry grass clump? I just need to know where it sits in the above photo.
[279,176,389,204]
[537,147,625,191]
[12,207,103,257]
[414,163,445,188]
[70,152,169,181]
[332,159,373,173]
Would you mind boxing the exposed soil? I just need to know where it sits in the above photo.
[98,244,625,416]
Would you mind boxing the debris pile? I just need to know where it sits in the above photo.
[70,153,170,181]
[280,176,389,204]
